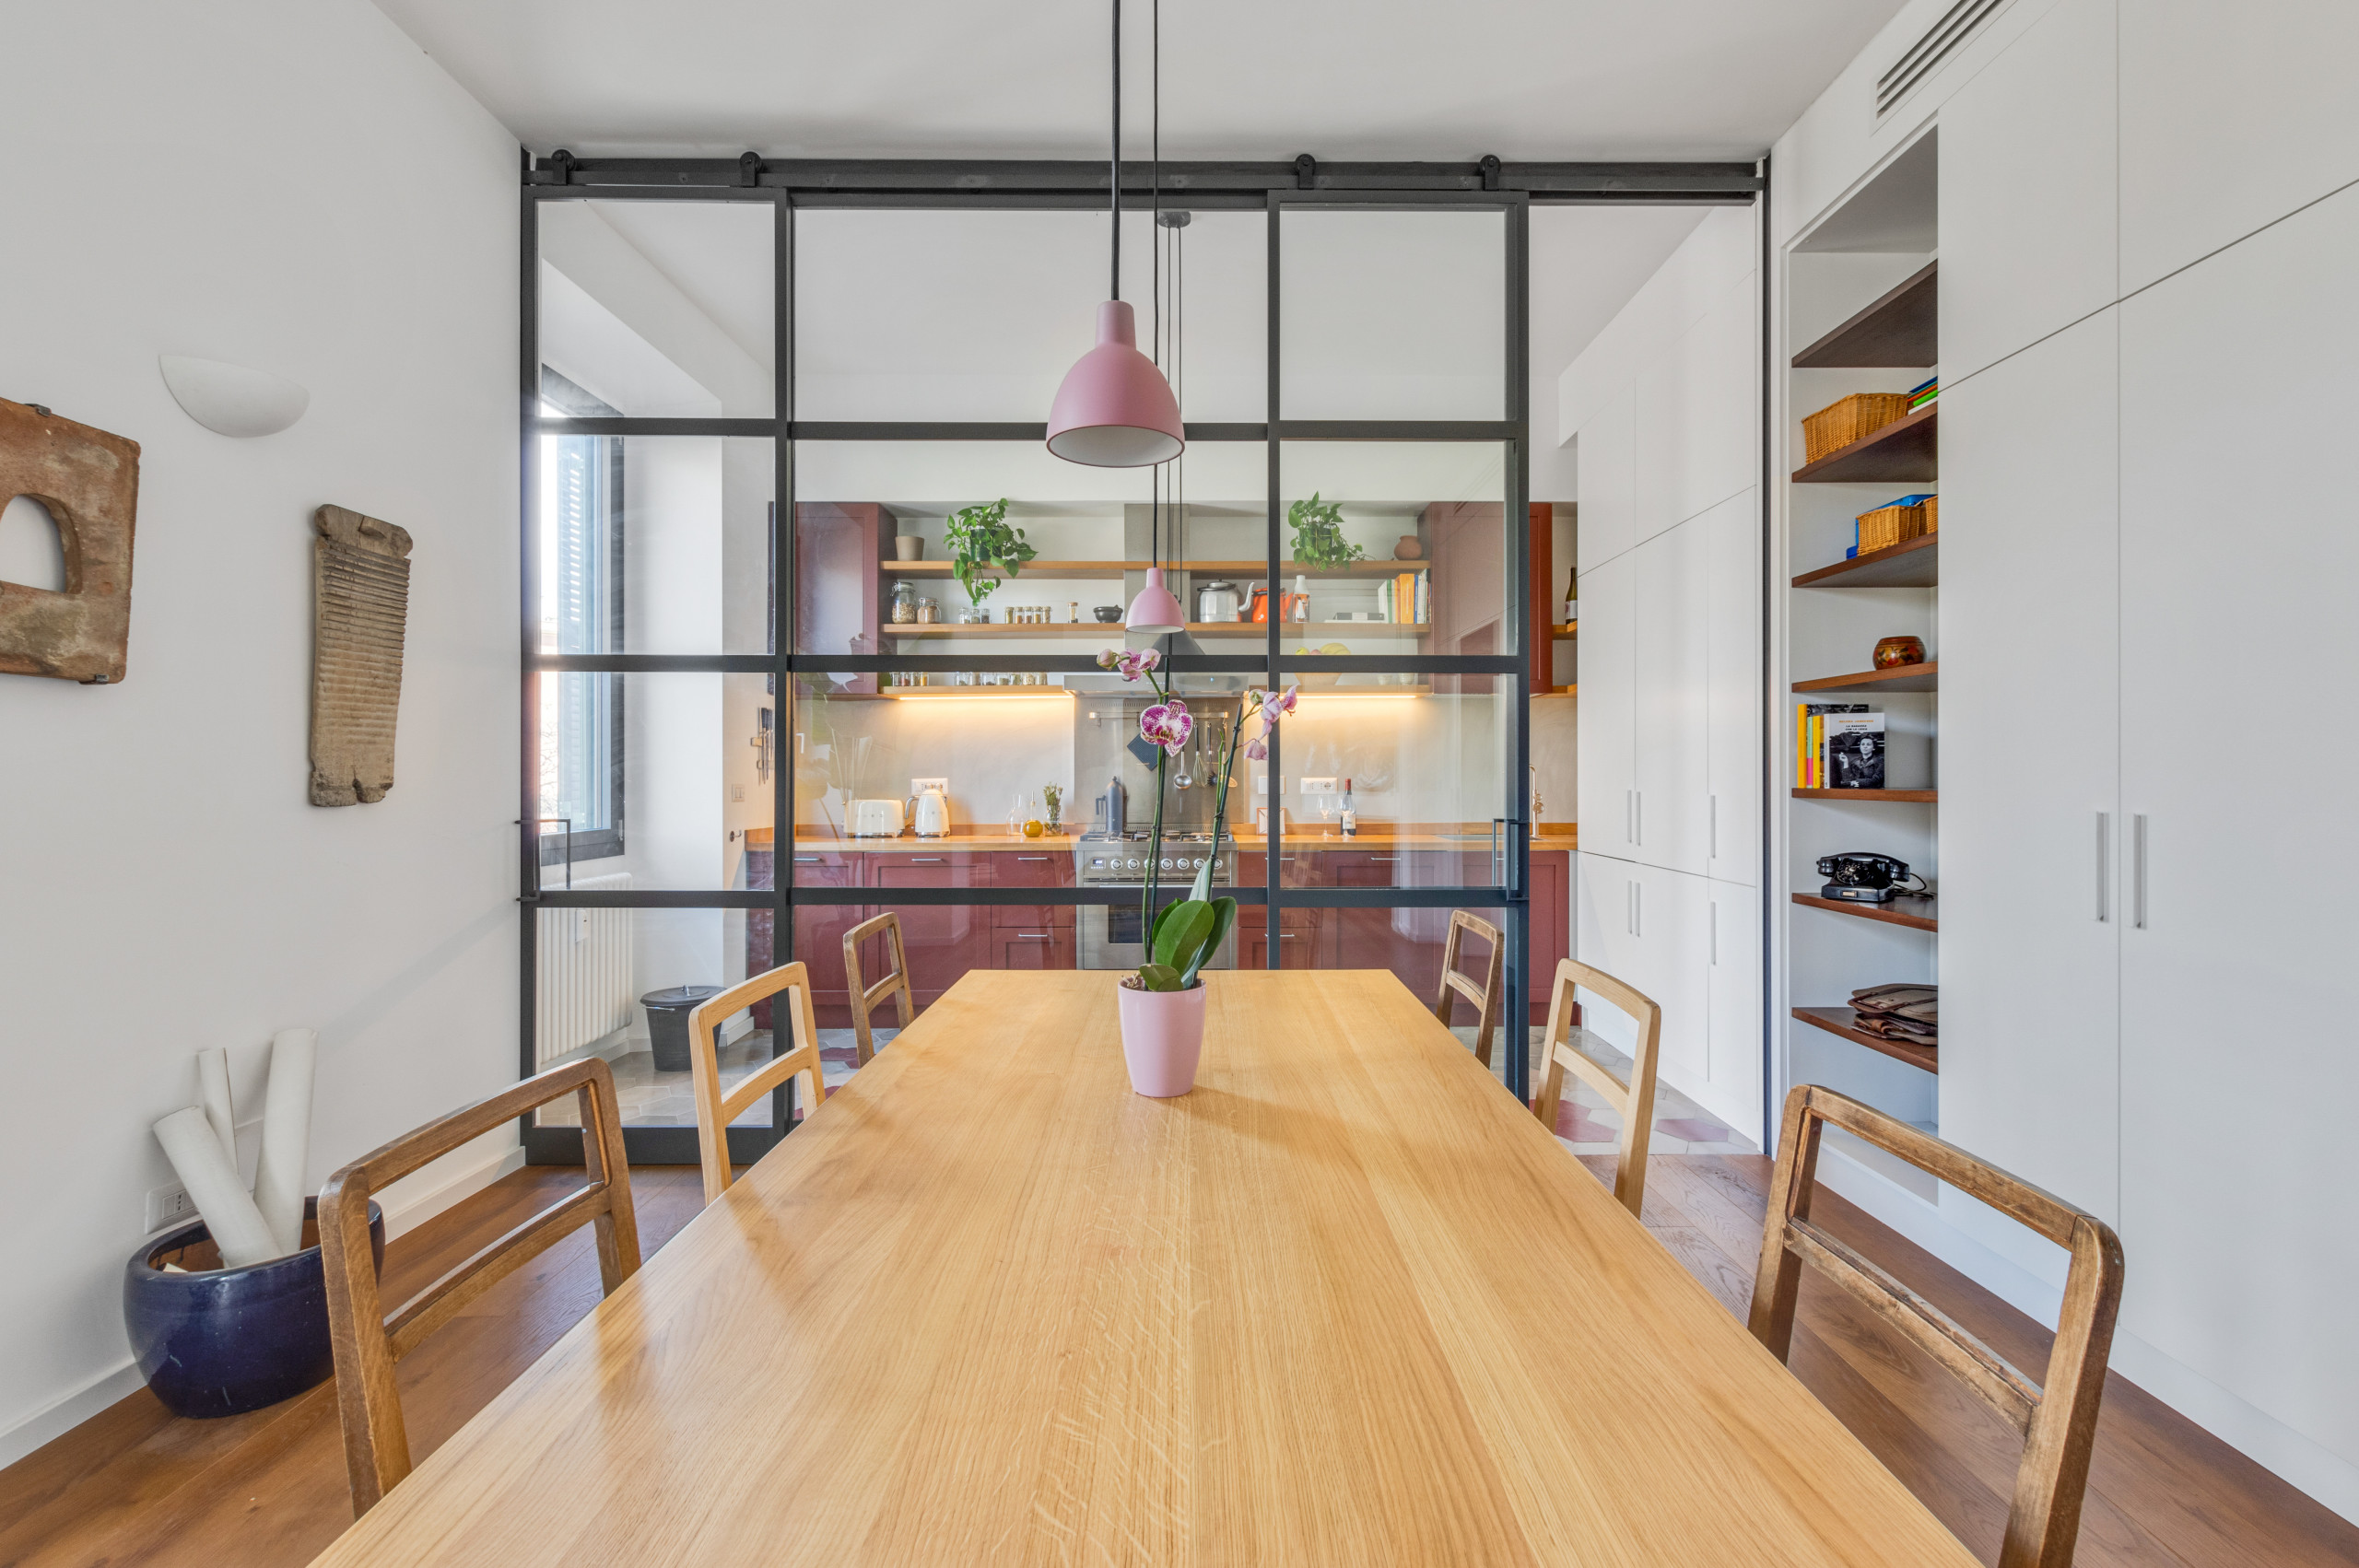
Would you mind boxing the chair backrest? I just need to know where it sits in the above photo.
[685,962,829,1206]
[319,1059,639,1517]
[1530,958,1662,1216]
[1749,1085,2125,1568]
[1431,910,1505,1068]
[841,910,915,1067]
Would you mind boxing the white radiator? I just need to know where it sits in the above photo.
[535,873,633,1068]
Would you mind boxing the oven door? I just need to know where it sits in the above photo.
[1079,895,1238,971]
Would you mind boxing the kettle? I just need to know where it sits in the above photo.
[1196,579,1243,623]
[909,782,952,839]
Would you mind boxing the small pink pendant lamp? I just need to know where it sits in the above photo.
[1046,0,1184,471]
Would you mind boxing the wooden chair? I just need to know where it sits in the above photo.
[841,910,916,1067]
[1530,958,1662,1217]
[1749,1085,2125,1568]
[686,962,829,1205]
[319,1058,639,1517]
[1431,910,1505,1068]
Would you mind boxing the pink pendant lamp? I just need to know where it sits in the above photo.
[1046,0,1184,471]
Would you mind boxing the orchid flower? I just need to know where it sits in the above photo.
[1117,647,1162,683]
[1139,699,1192,755]
[1095,647,1122,671]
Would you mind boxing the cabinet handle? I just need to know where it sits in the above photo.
[1277,933,1297,941]
[794,856,820,863]
[2095,813,2110,923]
[1367,855,1402,862]
[2132,814,2149,930]
[1709,901,1719,964]
[1012,933,1050,941]
[912,857,945,863]
[1015,856,1050,861]
[1709,795,1718,859]
[1625,789,1634,844]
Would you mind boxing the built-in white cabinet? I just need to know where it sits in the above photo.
[1939,0,2118,383]
[1937,307,2121,1226]
[2118,0,2359,294]
[1703,488,1761,886]
[1575,384,1637,570]
[1633,518,1710,875]
[1574,551,1635,855]
[1706,886,1762,1129]
[2117,184,2359,1455]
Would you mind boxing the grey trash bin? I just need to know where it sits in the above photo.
[641,985,722,1073]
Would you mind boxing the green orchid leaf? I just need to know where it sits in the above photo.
[1152,900,1216,974]
[1179,896,1238,988]
[1137,962,1185,992]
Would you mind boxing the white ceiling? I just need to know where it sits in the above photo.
[370,0,1903,162]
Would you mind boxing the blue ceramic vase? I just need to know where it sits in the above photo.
[123,1196,383,1419]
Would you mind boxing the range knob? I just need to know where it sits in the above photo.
[1125,857,1141,871]
[1159,857,1173,870]
[1191,857,1205,869]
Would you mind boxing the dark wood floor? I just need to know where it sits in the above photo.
[4,1157,2353,1567]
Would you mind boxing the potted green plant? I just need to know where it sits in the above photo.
[1096,647,1297,1094]
[1286,493,1364,569]
[944,497,1037,609]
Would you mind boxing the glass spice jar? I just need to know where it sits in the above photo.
[888,579,917,624]
[916,596,938,624]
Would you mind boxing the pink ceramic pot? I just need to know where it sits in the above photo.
[1117,979,1207,1096]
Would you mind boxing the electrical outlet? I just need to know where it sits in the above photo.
[146,1182,198,1234]
[732,784,745,802]
[910,777,947,796]
[1301,776,1339,796]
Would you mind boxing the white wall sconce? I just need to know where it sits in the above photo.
[158,356,309,438]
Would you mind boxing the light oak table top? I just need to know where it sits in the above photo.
[311,971,1974,1567]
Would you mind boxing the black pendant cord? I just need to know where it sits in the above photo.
[1150,0,1160,365]
[1109,0,1121,302]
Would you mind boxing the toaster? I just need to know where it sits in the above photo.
[848,798,907,837]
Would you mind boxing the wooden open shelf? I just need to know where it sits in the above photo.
[1793,532,1938,590]
[884,621,1429,638]
[1536,684,1579,698]
[1792,263,1939,369]
[1793,1006,1938,1074]
[1792,404,1937,485]
[1792,891,1938,932]
[1550,622,1579,637]
[1794,660,1937,695]
[885,558,1426,580]
[1792,788,1937,802]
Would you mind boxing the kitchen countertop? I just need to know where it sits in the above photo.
[750,827,1577,852]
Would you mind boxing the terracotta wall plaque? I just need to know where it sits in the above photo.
[311,504,412,806]
[0,397,140,683]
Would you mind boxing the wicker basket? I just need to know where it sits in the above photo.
[1802,392,1913,463]
[1856,501,1929,555]
[1923,494,1939,532]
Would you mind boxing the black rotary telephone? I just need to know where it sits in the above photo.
[1817,851,1929,904]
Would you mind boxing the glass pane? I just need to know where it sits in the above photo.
[537,198,773,418]
[1277,441,1510,661]
[530,907,799,1131]
[535,673,776,888]
[1280,207,1506,419]
[788,681,1084,865]
[1245,691,1510,884]
[796,208,1263,421]
[533,433,771,654]
[792,439,1265,662]
[1306,900,1518,1082]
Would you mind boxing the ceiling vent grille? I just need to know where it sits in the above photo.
[1877,0,2009,118]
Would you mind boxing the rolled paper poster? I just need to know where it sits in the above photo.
[153,1107,281,1268]
[252,1028,318,1256]
[196,1047,237,1170]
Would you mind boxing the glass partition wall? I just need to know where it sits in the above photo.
[517,162,1734,1164]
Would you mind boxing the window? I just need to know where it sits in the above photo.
[537,368,623,866]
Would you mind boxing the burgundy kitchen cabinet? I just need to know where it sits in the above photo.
[990,848,1075,930]
[991,927,1076,971]
[793,502,887,692]
[1526,849,1570,1024]
[1237,850,1326,968]
[869,851,991,1007]
[780,847,863,1029]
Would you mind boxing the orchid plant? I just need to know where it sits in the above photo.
[1098,648,1299,992]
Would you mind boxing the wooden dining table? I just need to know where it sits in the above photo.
[311,970,1978,1566]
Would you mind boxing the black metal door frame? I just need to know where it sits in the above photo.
[517,154,1763,1164]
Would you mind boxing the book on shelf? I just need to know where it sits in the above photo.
[1377,569,1428,625]
[1907,375,1939,411]
[1795,703,1869,788]
[1825,712,1887,790]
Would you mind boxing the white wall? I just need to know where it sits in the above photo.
[0,0,517,1464]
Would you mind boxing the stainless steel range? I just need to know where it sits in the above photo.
[1075,830,1240,970]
